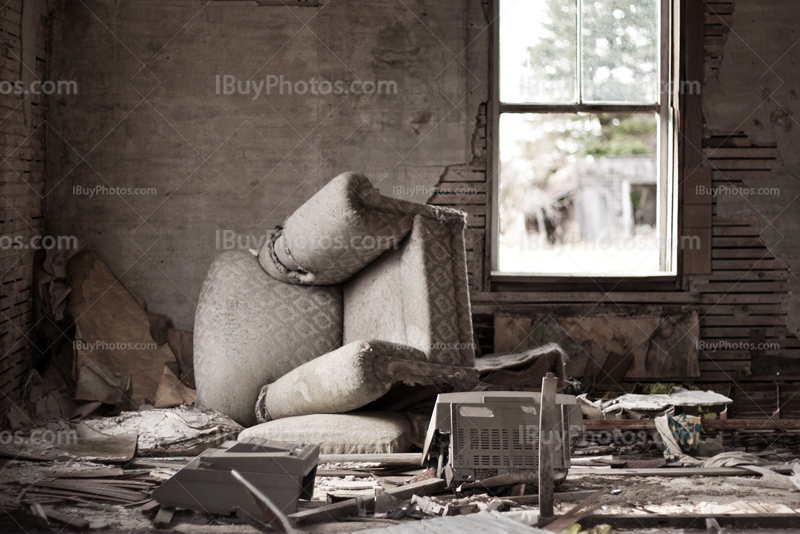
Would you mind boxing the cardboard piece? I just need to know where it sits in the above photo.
[66,250,177,407]
[167,329,195,389]
[154,366,197,408]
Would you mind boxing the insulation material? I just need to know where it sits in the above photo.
[66,250,178,408]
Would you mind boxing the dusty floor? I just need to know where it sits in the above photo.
[4,457,800,532]
[564,473,800,516]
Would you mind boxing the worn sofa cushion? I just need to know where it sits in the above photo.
[343,207,475,368]
[239,412,413,454]
[194,251,343,426]
[255,339,478,422]
[259,172,424,285]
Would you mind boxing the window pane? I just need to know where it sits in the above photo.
[500,0,577,103]
[582,0,659,103]
[498,112,659,275]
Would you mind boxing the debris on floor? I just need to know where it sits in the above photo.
[77,405,242,456]
[579,387,732,419]
[153,438,319,516]
[10,239,800,532]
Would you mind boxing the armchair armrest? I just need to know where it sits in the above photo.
[255,339,478,422]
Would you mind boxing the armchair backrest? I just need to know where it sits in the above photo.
[343,207,475,368]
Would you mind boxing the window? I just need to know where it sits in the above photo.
[492,0,675,277]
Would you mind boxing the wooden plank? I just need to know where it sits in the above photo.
[712,169,779,180]
[704,148,780,158]
[579,513,800,530]
[711,248,775,259]
[713,236,767,247]
[319,453,423,464]
[684,204,712,226]
[709,159,782,170]
[40,507,90,530]
[702,270,789,281]
[288,477,445,525]
[691,281,788,293]
[570,465,796,476]
[540,491,606,532]
[470,291,698,304]
[701,327,792,337]
[700,315,785,326]
[682,227,712,274]
[683,167,712,205]
[700,350,798,361]
[538,372,558,519]
[154,506,174,529]
[583,419,800,430]
[712,259,784,269]
[712,225,761,236]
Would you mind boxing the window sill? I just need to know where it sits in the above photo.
[488,271,679,292]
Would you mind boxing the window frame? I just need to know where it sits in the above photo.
[488,0,678,284]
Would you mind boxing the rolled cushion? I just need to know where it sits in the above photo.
[259,172,424,285]
[239,412,412,454]
[343,207,475,367]
[255,339,479,422]
[194,251,343,426]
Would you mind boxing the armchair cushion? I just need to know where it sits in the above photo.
[239,412,413,454]
[194,251,343,426]
[259,172,424,285]
[255,339,478,422]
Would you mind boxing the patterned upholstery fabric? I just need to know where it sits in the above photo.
[343,207,475,368]
[238,412,413,454]
[195,173,476,431]
[255,338,479,422]
[254,340,423,422]
[194,251,343,426]
[258,172,424,285]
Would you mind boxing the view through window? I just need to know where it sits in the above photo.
[496,0,674,276]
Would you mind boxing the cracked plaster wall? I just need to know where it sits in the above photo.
[704,0,800,338]
[45,0,489,330]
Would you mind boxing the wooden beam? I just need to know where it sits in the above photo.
[579,513,800,529]
[583,418,800,430]
[570,465,794,477]
[288,478,445,525]
[318,453,422,465]
[538,372,558,519]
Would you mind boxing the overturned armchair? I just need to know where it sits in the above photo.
[193,172,479,452]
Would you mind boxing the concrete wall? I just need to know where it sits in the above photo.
[46,0,488,330]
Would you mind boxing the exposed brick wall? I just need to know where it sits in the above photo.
[0,0,47,414]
